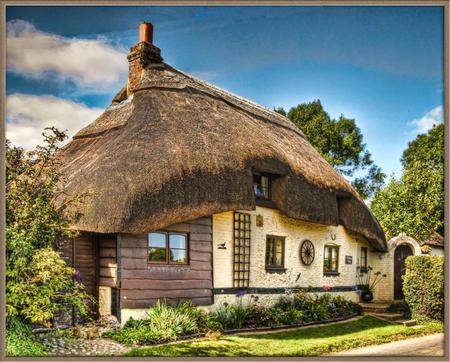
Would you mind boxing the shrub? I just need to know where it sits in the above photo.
[6,128,91,326]
[212,299,250,330]
[244,303,276,328]
[105,300,203,345]
[403,256,444,322]
[270,306,304,326]
[387,301,411,319]
[106,293,361,345]
[6,317,47,357]
[7,248,94,326]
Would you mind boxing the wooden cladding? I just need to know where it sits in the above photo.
[119,217,213,309]
[98,235,117,288]
[233,212,251,288]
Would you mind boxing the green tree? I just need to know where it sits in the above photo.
[276,100,385,199]
[6,127,92,326]
[371,124,444,241]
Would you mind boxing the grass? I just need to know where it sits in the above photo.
[124,315,444,357]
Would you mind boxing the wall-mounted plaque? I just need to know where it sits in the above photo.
[345,255,353,264]
[256,214,264,227]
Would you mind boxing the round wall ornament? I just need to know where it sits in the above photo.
[300,239,315,265]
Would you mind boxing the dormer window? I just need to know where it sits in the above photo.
[253,174,272,200]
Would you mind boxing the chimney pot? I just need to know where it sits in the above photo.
[139,22,153,44]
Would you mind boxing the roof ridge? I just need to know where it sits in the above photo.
[164,64,306,138]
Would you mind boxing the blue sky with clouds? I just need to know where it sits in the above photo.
[6,6,444,178]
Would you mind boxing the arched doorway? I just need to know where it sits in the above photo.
[394,244,413,300]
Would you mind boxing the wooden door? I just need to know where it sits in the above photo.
[394,244,413,300]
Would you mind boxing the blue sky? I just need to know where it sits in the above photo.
[6,6,444,178]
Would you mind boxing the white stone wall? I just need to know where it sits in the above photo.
[212,206,382,304]
[429,247,444,256]
[371,233,422,301]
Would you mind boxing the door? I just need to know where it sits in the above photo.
[394,244,413,300]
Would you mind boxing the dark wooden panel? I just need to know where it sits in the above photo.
[121,297,212,309]
[98,277,116,287]
[121,269,212,280]
[73,233,96,298]
[99,267,116,278]
[119,216,213,308]
[99,258,117,267]
[186,217,212,226]
[121,279,212,290]
[99,248,116,258]
[122,288,212,300]
[97,235,117,290]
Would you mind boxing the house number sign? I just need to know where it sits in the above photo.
[345,255,353,264]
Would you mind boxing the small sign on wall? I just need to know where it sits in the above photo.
[345,255,353,264]
[256,214,264,227]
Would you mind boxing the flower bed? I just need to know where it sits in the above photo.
[104,292,362,346]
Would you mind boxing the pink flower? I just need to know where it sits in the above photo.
[323,283,332,291]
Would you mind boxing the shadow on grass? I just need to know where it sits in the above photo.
[123,315,443,357]
[238,315,391,341]
[125,339,253,357]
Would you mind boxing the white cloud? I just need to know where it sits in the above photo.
[6,20,128,91]
[410,106,443,134]
[6,93,103,149]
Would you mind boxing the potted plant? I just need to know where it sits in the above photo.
[356,266,386,303]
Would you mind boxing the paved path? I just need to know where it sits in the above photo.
[331,333,445,356]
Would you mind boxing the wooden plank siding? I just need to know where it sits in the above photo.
[119,216,213,309]
[58,232,99,319]
[97,235,117,288]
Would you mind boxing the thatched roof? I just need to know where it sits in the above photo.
[56,52,386,251]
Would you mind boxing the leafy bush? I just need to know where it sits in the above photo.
[105,300,203,345]
[6,317,47,356]
[387,301,411,319]
[403,256,444,322]
[7,248,93,326]
[6,128,91,326]
[244,303,277,328]
[212,299,250,329]
[106,293,361,346]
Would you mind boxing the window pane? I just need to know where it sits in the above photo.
[149,232,166,248]
[261,176,269,198]
[169,234,186,249]
[266,238,274,265]
[149,247,166,262]
[170,249,187,263]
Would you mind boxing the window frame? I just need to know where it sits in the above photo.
[323,244,340,276]
[360,246,368,273]
[148,231,189,265]
[265,235,286,272]
[253,173,273,201]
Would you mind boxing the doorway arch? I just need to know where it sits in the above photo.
[394,244,413,300]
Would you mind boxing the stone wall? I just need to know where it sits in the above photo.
[371,233,423,301]
[212,206,379,305]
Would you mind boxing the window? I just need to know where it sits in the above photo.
[266,235,285,271]
[360,247,368,272]
[253,174,272,200]
[324,244,339,274]
[148,232,188,264]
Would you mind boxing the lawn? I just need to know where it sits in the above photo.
[124,315,444,357]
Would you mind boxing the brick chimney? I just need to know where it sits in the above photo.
[127,22,163,96]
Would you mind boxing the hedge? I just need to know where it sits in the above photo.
[403,256,444,322]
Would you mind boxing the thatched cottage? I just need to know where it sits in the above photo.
[57,23,410,324]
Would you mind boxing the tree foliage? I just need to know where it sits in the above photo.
[275,100,385,199]
[371,124,444,242]
[6,127,92,326]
